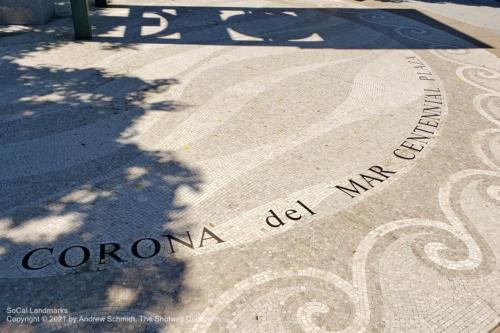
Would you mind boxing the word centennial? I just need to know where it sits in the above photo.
[21,227,224,271]
[394,56,444,160]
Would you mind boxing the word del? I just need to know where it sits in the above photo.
[266,200,316,227]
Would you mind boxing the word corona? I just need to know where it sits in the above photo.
[21,227,224,271]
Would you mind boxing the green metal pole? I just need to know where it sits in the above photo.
[70,0,92,40]
[95,0,108,7]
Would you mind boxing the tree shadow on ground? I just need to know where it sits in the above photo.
[0,22,201,333]
[355,0,500,7]
[87,5,490,49]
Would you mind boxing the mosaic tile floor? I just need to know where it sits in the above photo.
[0,0,499,332]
